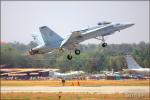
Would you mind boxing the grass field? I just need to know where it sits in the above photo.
[1,80,149,86]
[1,92,150,100]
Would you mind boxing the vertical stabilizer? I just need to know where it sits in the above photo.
[39,26,64,48]
[125,55,142,69]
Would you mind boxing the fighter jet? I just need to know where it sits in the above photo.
[123,55,150,76]
[29,21,134,60]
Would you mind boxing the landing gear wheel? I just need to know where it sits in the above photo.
[102,43,107,47]
[75,49,80,55]
[67,54,72,60]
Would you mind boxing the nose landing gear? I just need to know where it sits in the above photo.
[102,42,107,47]
[95,36,108,47]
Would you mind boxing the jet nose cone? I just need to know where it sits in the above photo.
[127,23,134,27]
[118,23,134,30]
[125,23,135,28]
[120,23,134,30]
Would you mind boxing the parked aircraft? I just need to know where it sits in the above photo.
[29,21,134,60]
[50,71,85,80]
[123,55,150,76]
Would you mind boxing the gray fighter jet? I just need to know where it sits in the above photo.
[29,21,134,60]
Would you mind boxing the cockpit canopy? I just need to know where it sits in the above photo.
[97,21,111,25]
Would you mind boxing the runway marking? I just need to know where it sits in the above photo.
[1,86,149,94]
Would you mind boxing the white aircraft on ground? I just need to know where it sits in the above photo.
[29,21,134,60]
[123,55,150,76]
[51,71,85,80]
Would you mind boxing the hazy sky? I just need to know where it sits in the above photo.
[1,1,149,44]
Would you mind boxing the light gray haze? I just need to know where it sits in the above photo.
[1,1,149,44]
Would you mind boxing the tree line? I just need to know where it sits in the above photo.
[1,41,149,73]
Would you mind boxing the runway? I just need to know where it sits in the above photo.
[1,86,149,94]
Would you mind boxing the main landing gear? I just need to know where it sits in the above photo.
[67,49,81,60]
[75,49,80,55]
[67,54,72,60]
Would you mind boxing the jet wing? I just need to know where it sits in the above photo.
[61,24,113,49]
[60,31,82,48]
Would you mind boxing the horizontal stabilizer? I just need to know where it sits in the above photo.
[32,33,45,45]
